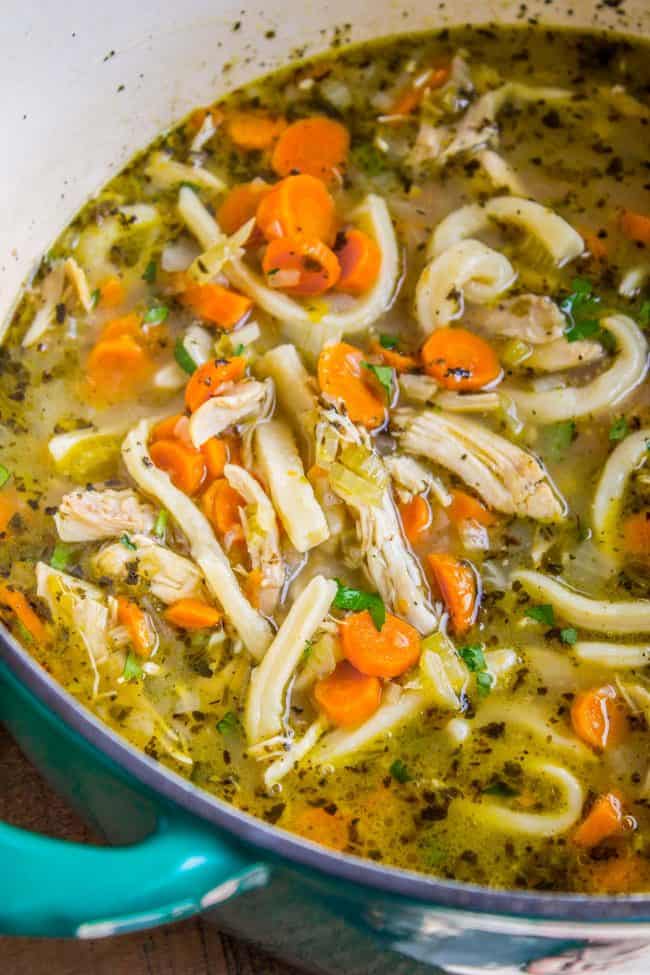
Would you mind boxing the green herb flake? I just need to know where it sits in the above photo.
[544,420,575,460]
[90,288,101,309]
[351,143,388,177]
[180,180,201,192]
[153,510,168,540]
[50,543,72,571]
[0,464,11,489]
[120,533,137,551]
[458,644,486,672]
[122,650,143,682]
[216,711,239,735]
[142,260,157,284]
[379,334,398,350]
[389,758,411,783]
[640,300,650,328]
[560,627,578,645]
[483,780,519,798]
[174,337,198,375]
[609,417,628,442]
[333,580,386,631]
[144,305,169,325]
[16,620,33,644]
[476,671,494,697]
[233,343,245,356]
[525,604,555,626]
[559,278,602,342]
[363,362,393,401]
[302,639,314,662]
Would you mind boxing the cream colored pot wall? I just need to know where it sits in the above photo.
[0,0,648,325]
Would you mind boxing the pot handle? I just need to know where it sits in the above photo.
[0,809,269,937]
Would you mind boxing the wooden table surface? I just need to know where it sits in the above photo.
[0,727,305,975]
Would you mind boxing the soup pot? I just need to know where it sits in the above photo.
[2,1,650,971]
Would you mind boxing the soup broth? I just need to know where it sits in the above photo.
[2,25,650,893]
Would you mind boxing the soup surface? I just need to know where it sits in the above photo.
[2,25,650,893]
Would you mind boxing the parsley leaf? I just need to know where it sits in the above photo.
[525,604,555,626]
[120,533,137,551]
[90,287,101,309]
[144,305,169,325]
[216,711,238,735]
[142,259,157,284]
[50,543,71,571]
[122,650,143,682]
[333,580,386,631]
[543,421,576,460]
[389,758,411,783]
[477,671,494,697]
[483,780,519,798]
[174,337,198,375]
[363,362,393,401]
[0,464,11,489]
[351,143,388,177]
[153,510,168,540]
[560,627,578,645]
[458,644,486,672]
[559,278,601,342]
[379,334,398,350]
[640,300,650,328]
[609,417,628,441]
[302,639,314,661]
[233,343,245,356]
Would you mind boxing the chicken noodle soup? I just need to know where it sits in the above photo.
[3,25,650,893]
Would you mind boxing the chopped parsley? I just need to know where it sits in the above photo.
[50,543,72,571]
[459,645,494,697]
[120,533,137,551]
[640,300,650,328]
[525,604,555,626]
[233,343,245,356]
[153,510,168,540]
[174,337,198,375]
[144,304,169,325]
[302,638,314,661]
[609,417,628,441]
[333,580,385,631]
[351,143,388,177]
[379,334,398,350]
[142,260,157,283]
[560,278,601,342]
[544,420,575,460]
[216,711,239,735]
[389,758,411,783]
[483,780,519,798]
[122,650,143,682]
[0,464,11,489]
[560,627,578,645]
[363,362,393,401]
[90,287,101,309]
[476,671,495,697]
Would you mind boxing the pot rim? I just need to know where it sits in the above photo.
[4,629,650,927]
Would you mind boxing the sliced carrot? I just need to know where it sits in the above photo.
[256,174,336,244]
[244,567,263,609]
[334,228,381,296]
[622,511,650,560]
[271,116,350,184]
[226,112,287,150]
[317,342,385,429]
[314,660,382,726]
[447,490,496,528]
[149,439,206,495]
[262,235,340,296]
[99,312,142,342]
[0,585,48,644]
[201,477,245,541]
[571,685,628,751]
[427,553,478,636]
[201,438,229,480]
[164,598,222,630]
[620,209,650,245]
[99,276,126,308]
[293,805,349,850]
[117,596,156,657]
[87,335,153,400]
[573,792,624,848]
[388,64,450,116]
[399,494,432,544]
[369,339,418,373]
[0,490,20,534]
[580,230,608,262]
[184,356,246,413]
[217,181,272,235]
[422,327,502,391]
[181,283,252,331]
[582,854,644,895]
[151,413,185,443]
[339,610,421,678]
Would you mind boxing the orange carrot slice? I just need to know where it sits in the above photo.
[0,585,48,643]
[421,327,501,391]
[368,339,418,373]
[217,181,272,235]
[164,598,222,630]
[201,478,245,541]
[339,610,421,678]
[317,342,385,429]
[571,685,628,751]
[149,439,206,495]
[427,553,478,635]
[262,235,340,296]
[573,793,625,848]
[293,805,349,850]
[184,356,246,413]
[447,490,496,528]
[399,494,432,544]
[620,209,650,245]
[181,283,252,331]
[388,64,450,116]
[151,413,185,443]
[226,112,287,150]
[256,174,336,244]
[314,660,382,726]
[201,438,229,480]
[87,335,153,400]
[622,511,650,560]
[271,116,350,184]
[99,276,126,308]
[334,228,381,295]
[117,597,157,657]
[99,312,143,342]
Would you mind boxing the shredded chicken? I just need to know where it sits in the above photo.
[55,489,156,542]
[223,464,284,615]
[525,338,604,373]
[92,534,205,604]
[393,407,565,522]
[384,454,451,507]
[469,295,566,344]
[188,378,274,448]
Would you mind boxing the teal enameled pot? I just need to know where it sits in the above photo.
[2,1,650,971]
